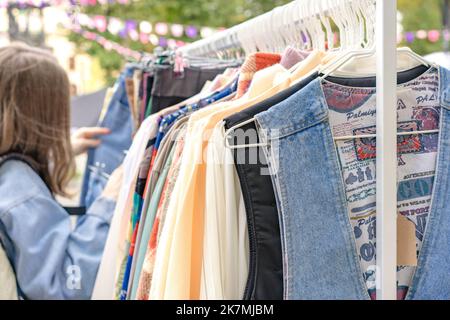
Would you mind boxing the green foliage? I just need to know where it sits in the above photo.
[69,0,448,85]
[69,0,292,85]
[398,0,446,55]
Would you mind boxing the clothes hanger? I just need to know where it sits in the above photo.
[273,5,288,52]
[321,0,431,79]
[319,0,434,78]
[224,0,331,149]
[224,0,438,150]
[279,3,296,51]
[319,0,334,50]
[319,0,376,76]
[291,0,306,50]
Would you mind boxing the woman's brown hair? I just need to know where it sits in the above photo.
[0,43,75,196]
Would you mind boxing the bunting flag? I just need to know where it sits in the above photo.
[0,0,54,8]
[71,13,222,42]
[75,0,132,6]
[399,29,450,44]
[69,24,143,60]
[70,13,190,48]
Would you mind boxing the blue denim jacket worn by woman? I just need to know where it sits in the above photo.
[0,160,116,299]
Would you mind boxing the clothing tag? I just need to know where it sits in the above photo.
[173,51,185,78]
[397,214,417,266]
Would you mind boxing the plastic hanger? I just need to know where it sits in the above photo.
[281,2,296,50]
[223,0,437,150]
[319,0,334,50]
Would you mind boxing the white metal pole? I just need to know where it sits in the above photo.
[376,0,397,300]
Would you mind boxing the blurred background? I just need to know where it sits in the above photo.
[0,0,448,95]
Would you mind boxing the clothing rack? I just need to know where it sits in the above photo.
[179,0,398,300]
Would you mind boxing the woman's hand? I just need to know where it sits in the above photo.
[101,165,124,201]
[71,127,111,156]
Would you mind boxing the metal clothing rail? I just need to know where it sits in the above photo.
[180,0,398,300]
[376,0,397,301]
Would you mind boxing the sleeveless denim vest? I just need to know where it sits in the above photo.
[255,66,450,300]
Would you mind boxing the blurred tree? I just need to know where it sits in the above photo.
[70,0,448,84]
[398,0,446,55]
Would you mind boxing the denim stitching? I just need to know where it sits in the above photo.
[261,136,291,299]
[323,121,371,300]
[407,67,449,299]
[439,67,450,109]
[265,111,329,140]
[406,104,448,299]
[270,139,294,299]
[316,78,370,299]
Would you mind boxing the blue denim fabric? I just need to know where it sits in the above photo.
[0,160,116,299]
[255,67,450,300]
[80,67,135,208]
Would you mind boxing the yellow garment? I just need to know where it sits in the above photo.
[150,50,326,300]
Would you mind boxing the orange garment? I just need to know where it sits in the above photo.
[234,53,281,99]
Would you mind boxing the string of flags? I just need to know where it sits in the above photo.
[75,0,134,6]
[70,13,191,47]
[71,13,223,41]
[0,0,54,8]
[0,0,132,8]
[69,24,144,60]
[399,29,450,44]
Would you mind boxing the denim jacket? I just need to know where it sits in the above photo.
[0,160,116,299]
[255,66,450,299]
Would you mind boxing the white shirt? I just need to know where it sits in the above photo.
[201,121,248,300]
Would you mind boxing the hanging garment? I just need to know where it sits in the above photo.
[113,73,238,300]
[202,122,249,300]
[116,134,158,299]
[148,56,281,300]
[92,114,160,299]
[133,69,143,121]
[254,66,450,300]
[150,50,327,300]
[323,66,438,299]
[117,79,238,299]
[198,51,321,299]
[149,65,231,115]
[280,46,310,69]
[139,72,152,123]
[128,117,189,299]
[128,147,176,299]
[233,53,281,99]
[125,77,137,127]
[136,129,187,300]
[0,244,17,300]
[223,71,319,300]
[80,66,135,208]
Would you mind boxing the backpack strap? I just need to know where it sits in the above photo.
[0,153,41,173]
[0,153,86,216]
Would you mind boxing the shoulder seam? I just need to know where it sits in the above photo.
[0,192,41,219]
